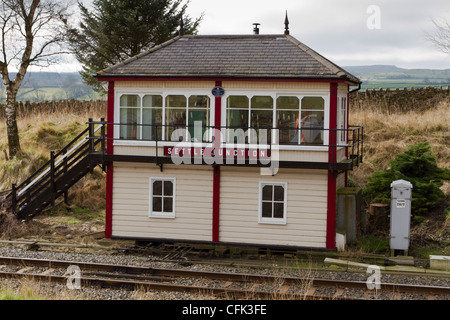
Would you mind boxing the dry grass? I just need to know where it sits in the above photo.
[0,277,96,300]
[0,103,106,237]
[349,100,450,189]
[0,106,105,190]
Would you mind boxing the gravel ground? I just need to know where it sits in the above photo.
[0,245,448,300]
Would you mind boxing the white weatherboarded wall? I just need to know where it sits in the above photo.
[112,163,213,241]
[112,163,328,248]
[220,167,328,248]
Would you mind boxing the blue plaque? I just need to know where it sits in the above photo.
[212,86,225,97]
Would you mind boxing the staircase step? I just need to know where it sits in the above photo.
[15,150,103,220]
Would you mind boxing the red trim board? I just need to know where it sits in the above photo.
[326,82,338,249]
[96,76,350,84]
[212,80,222,242]
[105,81,114,239]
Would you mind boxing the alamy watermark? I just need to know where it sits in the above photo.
[366,265,382,290]
[65,265,81,290]
[167,122,280,175]
[367,5,381,30]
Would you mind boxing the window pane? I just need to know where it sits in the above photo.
[120,95,141,140]
[277,110,299,144]
[120,108,140,139]
[142,108,162,140]
[188,110,209,142]
[227,109,249,143]
[227,109,248,128]
[277,96,299,110]
[153,197,162,212]
[301,97,324,110]
[143,95,162,108]
[274,203,284,218]
[274,186,284,201]
[153,181,162,195]
[163,197,173,213]
[262,202,272,218]
[163,181,173,196]
[120,95,140,108]
[189,95,209,109]
[262,185,273,201]
[166,95,187,109]
[251,110,272,129]
[166,108,187,140]
[300,110,324,145]
[251,110,272,144]
[227,96,249,109]
[251,96,273,109]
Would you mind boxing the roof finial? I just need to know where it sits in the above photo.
[180,16,185,36]
[284,11,290,35]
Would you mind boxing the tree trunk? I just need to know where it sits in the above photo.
[5,91,21,157]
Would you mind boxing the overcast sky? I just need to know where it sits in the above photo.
[53,0,450,72]
[184,0,450,69]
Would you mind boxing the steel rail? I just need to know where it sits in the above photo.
[0,270,331,300]
[0,256,448,298]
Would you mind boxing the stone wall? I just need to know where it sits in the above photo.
[350,86,450,114]
[0,99,107,119]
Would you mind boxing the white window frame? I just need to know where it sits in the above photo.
[149,177,176,219]
[258,181,288,225]
[337,95,348,145]
[114,89,215,146]
[222,91,330,149]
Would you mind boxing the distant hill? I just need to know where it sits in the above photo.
[0,72,103,102]
[343,65,450,89]
[2,66,450,100]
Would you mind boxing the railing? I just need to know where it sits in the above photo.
[88,120,364,170]
[3,119,363,218]
[7,118,105,218]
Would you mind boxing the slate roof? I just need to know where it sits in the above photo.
[98,34,360,84]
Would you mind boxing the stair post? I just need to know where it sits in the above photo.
[63,149,69,205]
[88,118,94,152]
[11,183,16,215]
[100,117,105,153]
[50,151,56,208]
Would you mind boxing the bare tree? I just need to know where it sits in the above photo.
[0,0,71,157]
[427,18,450,55]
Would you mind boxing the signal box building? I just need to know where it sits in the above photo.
[95,27,363,250]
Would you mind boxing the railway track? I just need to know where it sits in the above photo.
[0,256,448,300]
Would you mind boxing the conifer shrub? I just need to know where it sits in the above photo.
[363,142,449,218]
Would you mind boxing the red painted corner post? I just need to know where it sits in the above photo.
[105,81,114,239]
[212,166,220,242]
[212,81,222,242]
[326,82,338,249]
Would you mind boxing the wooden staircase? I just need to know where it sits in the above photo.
[3,119,106,221]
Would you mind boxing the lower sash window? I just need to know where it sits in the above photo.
[149,178,176,218]
[258,182,287,225]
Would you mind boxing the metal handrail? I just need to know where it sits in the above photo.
[16,123,103,197]
[95,121,362,145]
[89,120,363,164]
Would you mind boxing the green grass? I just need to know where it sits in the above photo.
[361,81,449,90]
[1,87,104,102]
[0,287,42,300]
[354,237,390,254]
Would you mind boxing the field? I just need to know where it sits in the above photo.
[0,72,104,102]
[0,101,107,240]
[344,65,450,90]
[0,92,448,256]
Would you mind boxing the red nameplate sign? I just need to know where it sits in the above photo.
[164,146,270,159]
